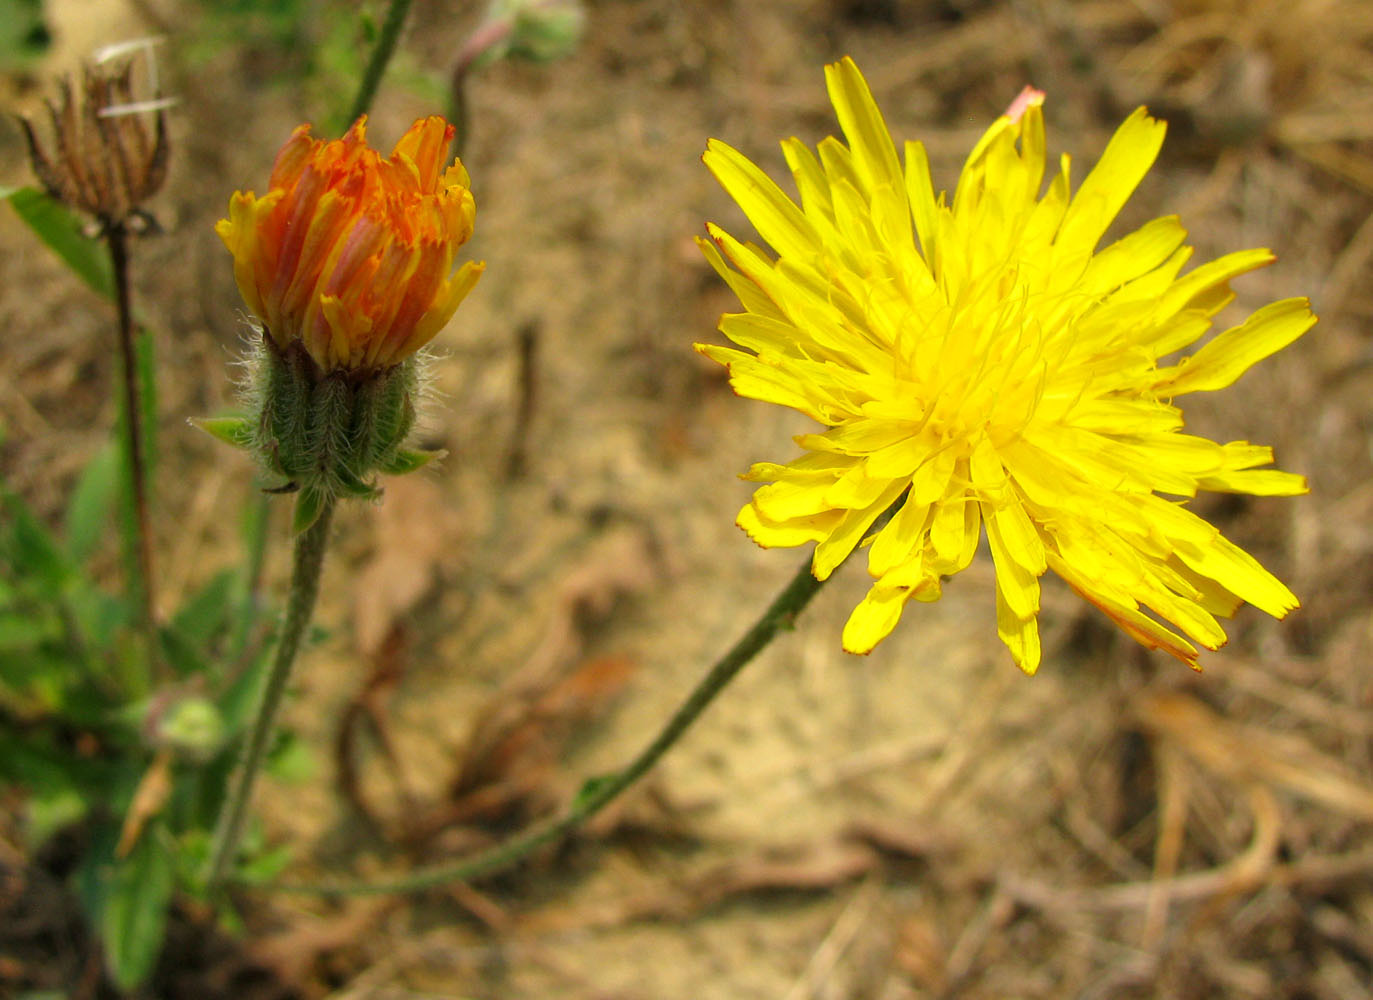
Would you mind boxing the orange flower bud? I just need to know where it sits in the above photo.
[216,115,484,376]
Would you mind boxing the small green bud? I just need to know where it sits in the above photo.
[151,695,225,764]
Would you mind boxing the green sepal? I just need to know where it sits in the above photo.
[332,464,380,500]
[380,448,446,476]
[291,484,328,535]
[188,415,255,451]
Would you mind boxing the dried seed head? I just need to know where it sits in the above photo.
[18,51,170,228]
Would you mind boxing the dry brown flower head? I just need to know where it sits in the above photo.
[17,56,169,231]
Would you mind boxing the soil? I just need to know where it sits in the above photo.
[3,0,1373,998]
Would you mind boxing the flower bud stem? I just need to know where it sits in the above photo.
[206,496,336,891]
[263,552,829,896]
[346,0,416,129]
[107,222,159,678]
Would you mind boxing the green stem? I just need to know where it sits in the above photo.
[345,0,416,127]
[267,552,827,896]
[206,497,336,891]
[107,222,159,678]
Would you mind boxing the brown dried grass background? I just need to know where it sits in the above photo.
[3,0,1372,997]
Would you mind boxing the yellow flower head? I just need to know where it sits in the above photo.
[698,58,1315,674]
[216,115,484,375]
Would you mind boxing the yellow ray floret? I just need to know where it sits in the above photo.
[698,56,1314,674]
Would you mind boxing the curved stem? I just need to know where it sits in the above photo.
[346,0,416,127]
[206,498,336,891]
[107,222,158,677]
[267,552,827,896]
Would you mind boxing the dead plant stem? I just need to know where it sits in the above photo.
[107,222,159,676]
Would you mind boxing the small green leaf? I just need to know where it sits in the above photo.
[2,187,113,299]
[99,820,175,991]
[232,842,293,885]
[189,415,255,451]
[380,447,446,476]
[291,484,326,535]
[572,773,617,809]
[266,730,314,783]
[1,489,71,596]
[65,442,119,562]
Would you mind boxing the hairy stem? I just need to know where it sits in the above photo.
[269,552,827,895]
[346,0,416,127]
[206,498,336,891]
[107,222,158,676]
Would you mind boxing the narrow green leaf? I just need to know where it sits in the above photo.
[158,623,211,678]
[65,442,119,562]
[65,578,131,652]
[216,640,272,733]
[188,415,255,451]
[169,568,236,649]
[99,820,175,991]
[2,187,113,299]
[380,447,446,476]
[1,489,71,596]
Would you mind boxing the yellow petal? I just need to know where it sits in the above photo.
[1155,298,1317,395]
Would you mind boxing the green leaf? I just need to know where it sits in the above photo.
[100,819,175,991]
[189,415,255,451]
[1,489,72,596]
[65,442,120,562]
[158,624,211,678]
[65,578,132,652]
[2,187,113,299]
[0,0,50,67]
[291,483,326,535]
[0,612,60,650]
[231,842,293,885]
[266,730,314,783]
[0,731,99,847]
[171,568,237,648]
[572,773,617,809]
[217,643,272,733]
[380,447,446,476]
